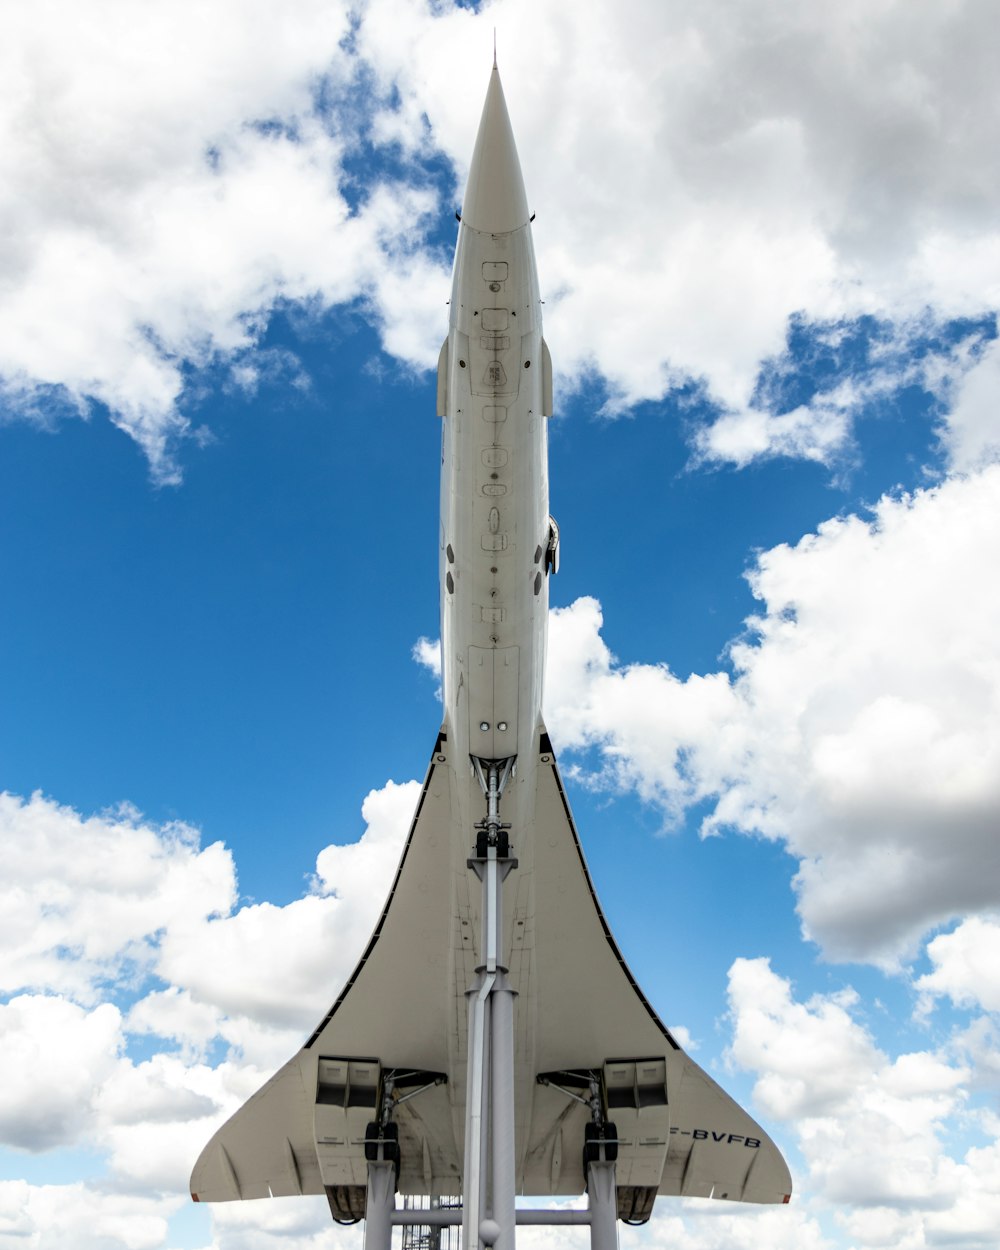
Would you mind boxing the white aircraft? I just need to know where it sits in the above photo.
[191,63,792,1250]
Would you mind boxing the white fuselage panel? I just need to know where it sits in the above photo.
[440,216,549,835]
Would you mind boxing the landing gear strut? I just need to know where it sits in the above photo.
[463,757,518,1250]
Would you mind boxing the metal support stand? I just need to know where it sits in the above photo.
[462,972,492,1250]
[380,758,622,1250]
[490,972,517,1250]
[364,1161,397,1250]
[463,759,518,1250]
[587,1162,619,1250]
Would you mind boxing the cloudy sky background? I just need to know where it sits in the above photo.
[2,0,1000,1246]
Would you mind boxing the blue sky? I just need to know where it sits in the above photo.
[2,3,1000,1249]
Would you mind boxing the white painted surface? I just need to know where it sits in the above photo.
[190,66,791,1217]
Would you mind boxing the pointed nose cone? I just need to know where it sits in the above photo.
[461,67,530,234]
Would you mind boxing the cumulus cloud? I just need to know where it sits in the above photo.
[96,1053,222,1191]
[517,1204,831,1250]
[941,337,1000,472]
[0,0,448,481]
[922,1139,1000,1249]
[0,990,267,1202]
[0,792,234,1003]
[3,0,999,477]
[722,958,1000,1249]
[154,778,419,1035]
[209,1197,361,1250]
[412,635,442,680]
[0,777,423,1223]
[363,0,1000,460]
[4,777,1000,1248]
[0,778,421,1241]
[0,1181,176,1250]
[0,996,123,1152]
[636,1206,830,1250]
[693,395,853,469]
[545,464,1000,963]
[917,917,1000,1015]
[0,778,418,1049]
[727,959,970,1215]
[692,312,997,470]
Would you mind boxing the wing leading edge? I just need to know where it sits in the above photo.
[519,726,791,1208]
[191,733,462,1209]
[190,726,791,1214]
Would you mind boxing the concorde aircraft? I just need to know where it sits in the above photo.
[190,63,792,1250]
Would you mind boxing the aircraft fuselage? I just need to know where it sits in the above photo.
[440,216,551,837]
[189,65,793,1239]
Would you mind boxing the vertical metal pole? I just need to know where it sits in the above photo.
[490,971,516,1250]
[463,972,492,1250]
[587,1162,618,1250]
[364,1161,396,1250]
[464,762,518,1250]
[485,850,498,972]
[480,995,492,1225]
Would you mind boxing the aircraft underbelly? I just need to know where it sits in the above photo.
[190,65,792,1225]
[440,218,548,771]
[191,729,787,1206]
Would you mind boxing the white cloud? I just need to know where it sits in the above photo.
[156,893,355,1032]
[632,1205,830,1250]
[727,959,971,1218]
[412,635,442,679]
[412,635,443,702]
[0,778,421,1243]
[726,966,878,1124]
[125,986,314,1073]
[0,991,267,1198]
[96,1053,221,1192]
[0,792,234,1003]
[692,319,993,470]
[362,0,1000,459]
[720,956,1000,1248]
[0,776,418,1055]
[0,776,415,1155]
[313,778,419,901]
[208,1196,362,1250]
[545,464,1000,964]
[917,916,1000,1015]
[666,1025,698,1053]
[0,0,447,481]
[0,775,426,1229]
[0,996,123,1152]
[0,1180,178,1250]
[6,777,1000,1247]
[923,1139,1000,1249]
[99,1053,215,1128]
[125,988,227,1063]
[545,595,739,819]
[517,1204,831,1250]
[951,1019,1000,1096]
[155,779,419,1034]
[2,0,998,476]
[693,397,853,469]
[940,337,1000,473]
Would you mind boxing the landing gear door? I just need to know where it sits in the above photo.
[545,517,560,576]
[604,1058,670,1190]
[314,1058,381,1189]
